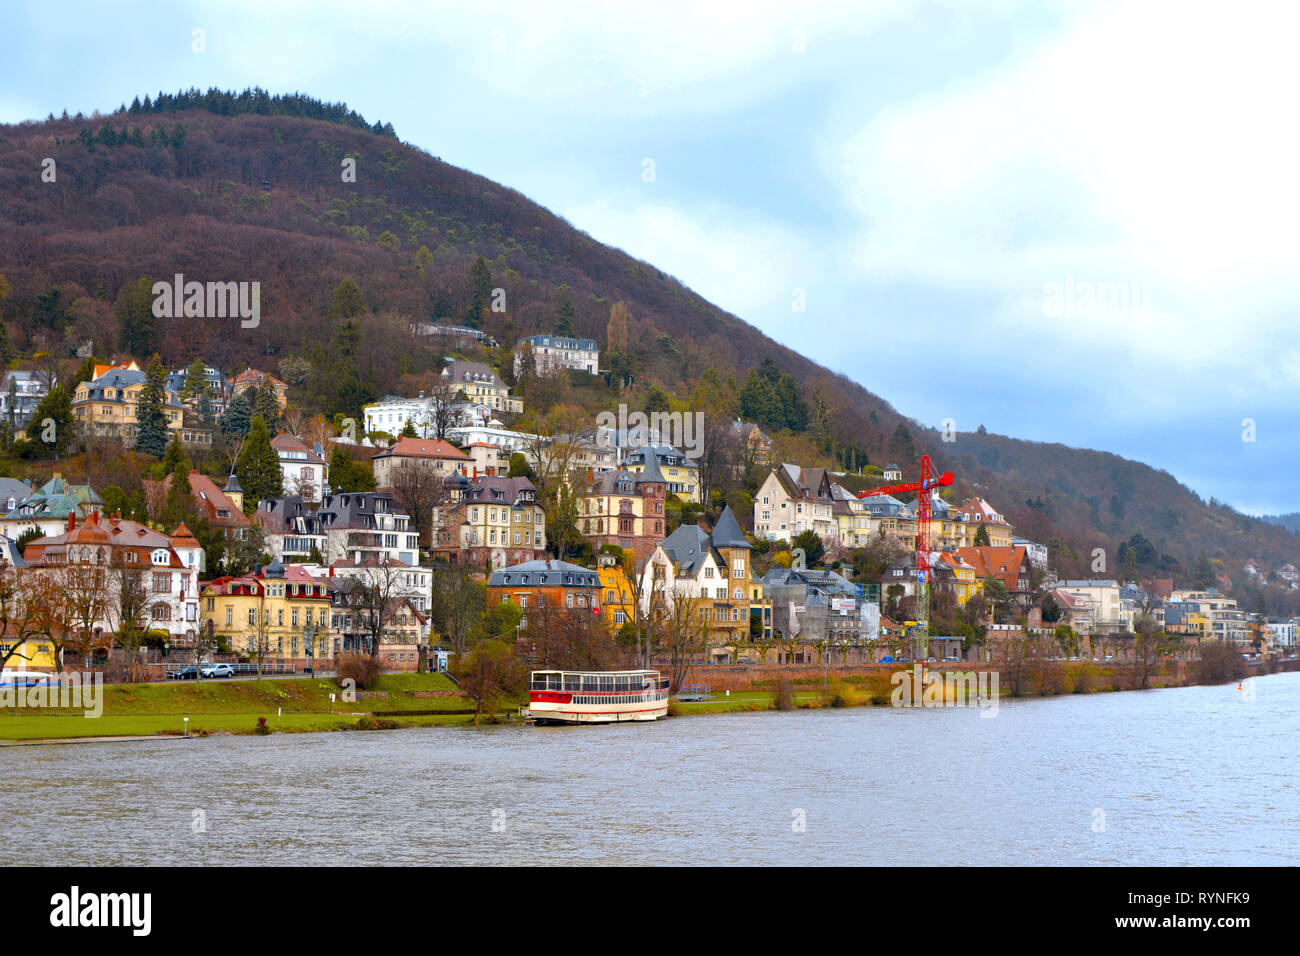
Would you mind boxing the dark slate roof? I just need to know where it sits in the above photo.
[317,491,399,529]
[462,476,538,504]
[659,524,713,573]
[488,559,600,588]
[637,452,667,485]
[710,505,750,550]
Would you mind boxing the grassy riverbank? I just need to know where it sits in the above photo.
[5,660,1291,742]
[0,673,496,742]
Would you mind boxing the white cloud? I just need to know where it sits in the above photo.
[565,195,820,333]
[823,0,1300,423]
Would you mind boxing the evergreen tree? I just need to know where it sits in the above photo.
[115,277,158,356]
[973,524,991,547]
[181,359,207,403]
[326,277,366,320]
[160,433,187,475]
[29,384,75,458]
[134,355,170,458]
[555,294,575,335]
[220,390,252,438]
[198,390,215,427]
[465,255,492,328]
[234,415,283,511]
[328,445,355,493]
[400,419,418,438]
[251,380,282,433]
[70,356,97,390]
[162,442,196,529]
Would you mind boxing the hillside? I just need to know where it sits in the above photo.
[0,88,1296,600]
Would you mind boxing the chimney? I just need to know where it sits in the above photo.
[67,512,76,532]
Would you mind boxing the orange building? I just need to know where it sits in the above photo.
[485,559,602,616]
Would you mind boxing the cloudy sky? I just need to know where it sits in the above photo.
[6,0,1300,513]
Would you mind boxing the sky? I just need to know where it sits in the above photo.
[5,0,1300,514]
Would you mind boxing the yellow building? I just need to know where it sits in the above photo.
[938,552,982,607]
[0,637,58,672]
[624,445,700,503]
[959,497,1013,548]
[72,365,184,443]
[595,556,637,634]
[441,360,523,414]
[201,564,332,662]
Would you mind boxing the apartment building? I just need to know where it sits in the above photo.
[514,334,600,376]
[440,360,522,414]
[622,444,700,503]
[23,512,204,647]
[753,464,836,544]
[272,433,329,501]
[641,506,766,662]
[432,476,546,567]
[1169,589,1248,645]
[370,436,471,489]
[72,366,184,442]
[576,461,667,561]
[202,562,332,663]
[316,491,419,566]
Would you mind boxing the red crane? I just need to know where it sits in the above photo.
[857,455,954,658]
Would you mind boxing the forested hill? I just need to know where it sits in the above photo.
[0,88,1295,597]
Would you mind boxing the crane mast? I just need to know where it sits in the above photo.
[857,455,954,659]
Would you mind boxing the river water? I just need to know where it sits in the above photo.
[2,673,1296,866]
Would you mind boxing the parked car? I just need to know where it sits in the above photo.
[926,657,936,663]
[879,656,894,663]
[942,656,959,662]
[201,663,234,678]
[168,666,198,680]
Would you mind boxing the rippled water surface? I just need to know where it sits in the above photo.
[2,673,1296,865]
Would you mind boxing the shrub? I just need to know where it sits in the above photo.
[254,717,270,735]
[827,680,860,708]
[355,716,400,731]
[336,652,384,689]
[1195,641,1247,684]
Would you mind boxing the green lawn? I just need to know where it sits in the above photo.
[0,673,485,741]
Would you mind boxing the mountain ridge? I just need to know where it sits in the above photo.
[0,90,1295,601]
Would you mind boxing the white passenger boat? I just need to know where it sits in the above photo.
[527,669,670,725]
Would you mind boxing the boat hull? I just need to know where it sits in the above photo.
[528,699,668,725]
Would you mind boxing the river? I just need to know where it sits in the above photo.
[2,672,1296,865]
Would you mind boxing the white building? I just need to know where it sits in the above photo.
[292,561,433,614]
[515,335,600,376]
[1266,619,1297,649]
[0,370,51,430]
[753,464,837,544]
[271,433,329,502]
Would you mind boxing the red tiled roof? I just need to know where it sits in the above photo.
[375,437,472,460]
